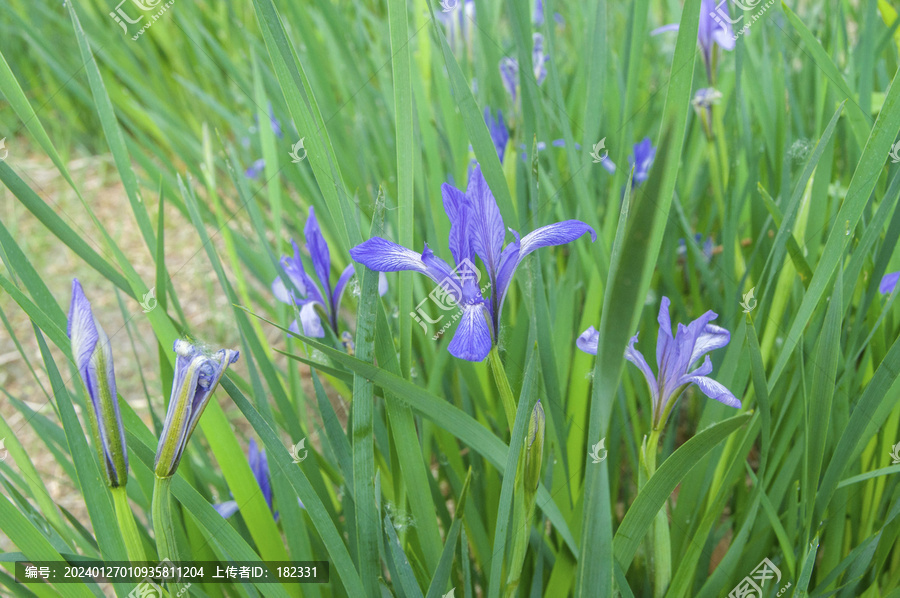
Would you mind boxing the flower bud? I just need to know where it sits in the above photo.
[154,340,239,477]
[524,400,545,494]
[68,279,128,487]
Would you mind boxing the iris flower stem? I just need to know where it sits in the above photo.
[152,475,184,594]
[488,347,517,430]
[112,487,146,561]
[643,423,671,598]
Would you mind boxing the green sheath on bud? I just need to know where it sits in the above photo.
[524,400,545,499]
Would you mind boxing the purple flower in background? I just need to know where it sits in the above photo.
[246,159,266,179]
[351,165,595,361]
[438,0,476,55]
[250,102,283,139]
[500,58,519,103]
[651,0,735,82]
[880,272,900,295]
[629,137,656,186]
[534,0,564,26]
[68,280,128,488]
[214,440,276,519]
[577,296,740,427]
[484,108,509,163]
[500,33,548,104]
[268,102,283,139]
[273,207,387,338]
[678,233,715,262]
[532,33,548,85]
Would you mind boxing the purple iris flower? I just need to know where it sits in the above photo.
[437,0,476,55]
[484,108,509,163]
[214,439,277,519]
[880,272,900,295]
[678,233,715,262]
[534,0,564,26]
[651,0,735,82]
[268,102,283,139]
[500,33,548,104]
[350,165,595,361]
[273,207,387,338]
[577,296,740,427]
[68,280,128,488]
[246,159,266,179]
[250,102,283,139]
[629,137,656,186]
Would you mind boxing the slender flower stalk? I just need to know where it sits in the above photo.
[505,400,545,598]
[489,347,518,428]
[351,165,595,362]
[68,280,145,561]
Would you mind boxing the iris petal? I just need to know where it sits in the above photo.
[299,302,325,338]
[331,264,356,319]
[350,237,455,285]
[689,322,730,366]
[442,182,473,265]
[880,271,900,295]
[304,207,332,300]
[681,374,742,409]
[467,167,506,279]
[656,296,674,372]
[624,333,659,406]
[447,304,493,362]
[576,326,599,355]
[496,221,595,309]
[68,280,99,374]
[214,501,239,518]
